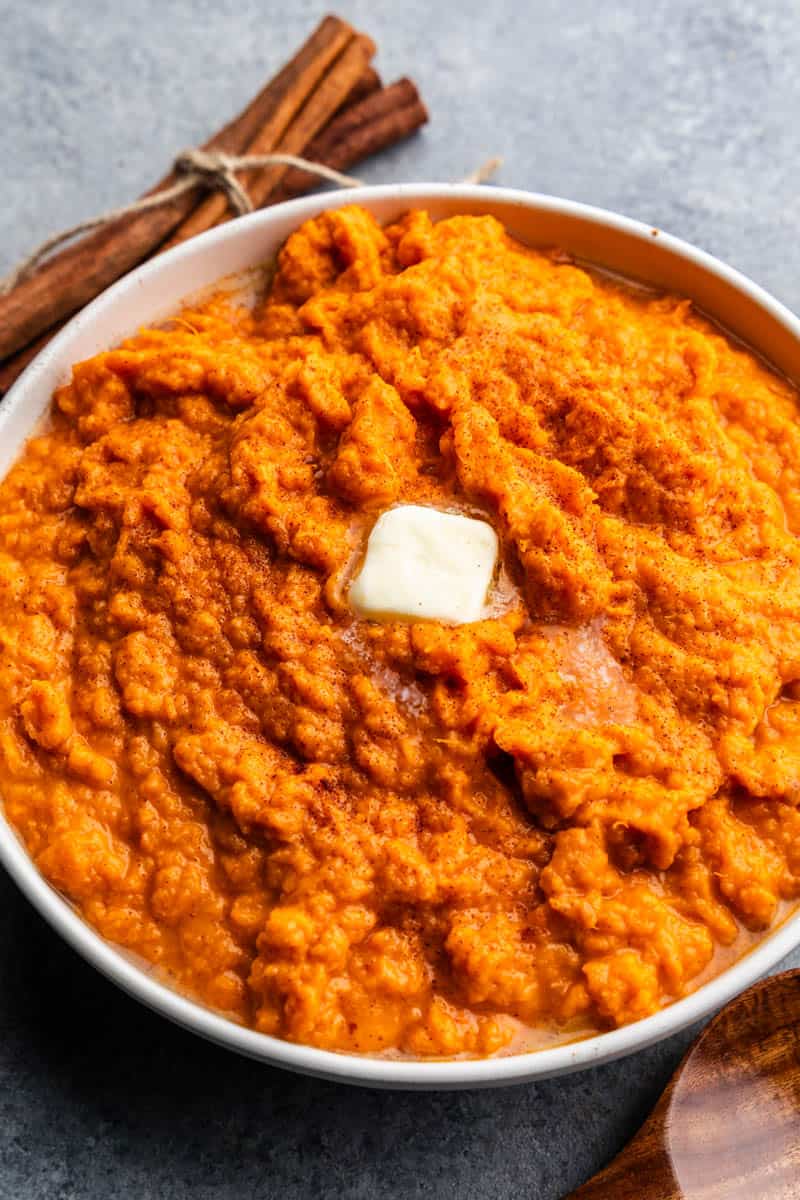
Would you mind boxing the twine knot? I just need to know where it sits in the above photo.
[173,148,255,216]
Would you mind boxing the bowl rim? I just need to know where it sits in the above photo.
[2,182,800,1090]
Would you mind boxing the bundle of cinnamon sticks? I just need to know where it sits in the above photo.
[0,15,428,396]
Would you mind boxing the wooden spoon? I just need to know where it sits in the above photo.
[566,969,800,1198]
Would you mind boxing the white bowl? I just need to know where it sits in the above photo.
[2,185,800,1090]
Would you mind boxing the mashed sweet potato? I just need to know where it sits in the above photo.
[2,206,800,1057]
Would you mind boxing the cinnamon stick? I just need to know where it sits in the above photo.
[239,33,377,210]
[0,335,46,395]
[333,65,382,113]
[160,32,376,250]
[0,14,356,361]
[271,78,428,203]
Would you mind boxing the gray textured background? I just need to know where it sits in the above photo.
[2,1,800,1197]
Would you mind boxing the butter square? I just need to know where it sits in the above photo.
[349,504,498,624]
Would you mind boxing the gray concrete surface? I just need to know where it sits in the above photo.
[1,1,800,1196]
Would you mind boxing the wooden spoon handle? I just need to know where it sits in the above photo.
[563,1114,678,1199]
[566,1160,677,1198]
[563,971,800,1200]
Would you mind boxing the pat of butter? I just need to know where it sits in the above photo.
[349,505,498,624]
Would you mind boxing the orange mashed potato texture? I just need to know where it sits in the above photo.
[2,207,800,1058]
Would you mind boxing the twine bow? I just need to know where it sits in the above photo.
[172,148,364,217]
